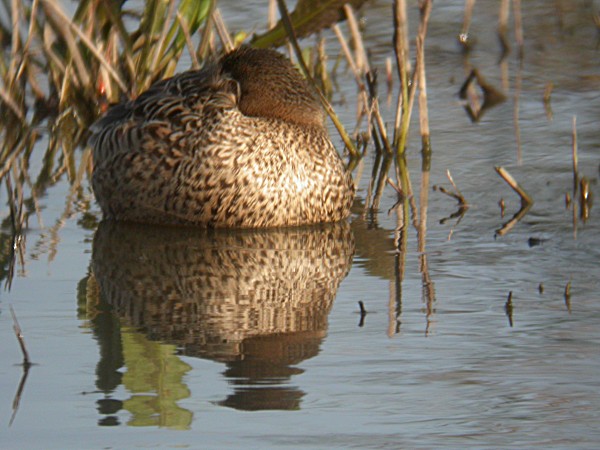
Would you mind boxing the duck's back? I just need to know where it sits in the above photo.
[90,47,354,228]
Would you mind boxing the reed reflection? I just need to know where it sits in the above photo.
[85,221,354,418]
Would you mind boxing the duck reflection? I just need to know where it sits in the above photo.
[85,220,354,421]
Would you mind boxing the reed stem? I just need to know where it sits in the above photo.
[275,0,358,158]
[495,166,533,206]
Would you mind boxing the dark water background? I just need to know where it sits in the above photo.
[1,0,599,448]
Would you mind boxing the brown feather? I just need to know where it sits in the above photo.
[90,47,354,228]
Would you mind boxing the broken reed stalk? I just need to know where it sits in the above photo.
[505,291,514,327]
[436,185,462,203]
[436,169,468,205]
[446,169,466,205]
[494,166,533,236]
[386,176,403,196]
[275,0,358,158]
[494,166,533,206]
[358,300,368,315]
[357,300,368,327]
[10,305,31,367]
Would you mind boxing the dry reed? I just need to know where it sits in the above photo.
[275,0,359,158]
[495,166,533,206]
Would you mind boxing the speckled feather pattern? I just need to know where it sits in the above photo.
[90,47,355,228]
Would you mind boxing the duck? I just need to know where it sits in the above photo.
[89,46,355,228]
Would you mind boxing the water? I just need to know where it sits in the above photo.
[1,1,600,448]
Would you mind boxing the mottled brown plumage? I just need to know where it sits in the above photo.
[90,46,354,227]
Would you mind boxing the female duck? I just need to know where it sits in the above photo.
[90,46,354,228]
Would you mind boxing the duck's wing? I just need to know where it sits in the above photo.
[89,63,239,147]
[89,64,241,224]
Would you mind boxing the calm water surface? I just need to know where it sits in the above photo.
[1,1,600,448]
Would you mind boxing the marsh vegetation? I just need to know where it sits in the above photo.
[1,0,599,447]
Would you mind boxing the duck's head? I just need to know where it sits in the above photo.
[220,46,325,129]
